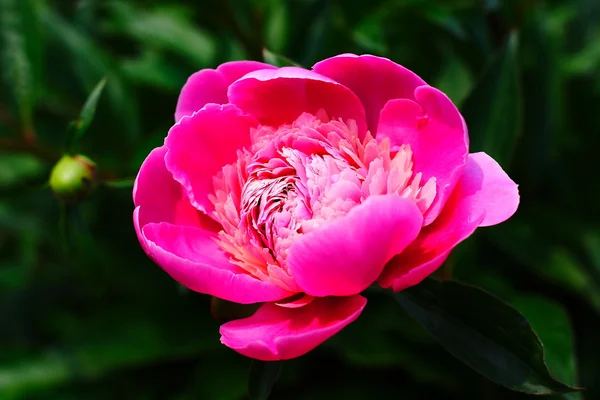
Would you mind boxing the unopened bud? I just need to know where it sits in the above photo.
[49,154,96,201]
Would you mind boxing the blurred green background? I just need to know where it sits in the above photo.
[1,0,599,398]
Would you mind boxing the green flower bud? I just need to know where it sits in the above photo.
[49,155,97,201]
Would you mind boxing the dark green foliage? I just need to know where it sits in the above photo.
[0,0,598,399]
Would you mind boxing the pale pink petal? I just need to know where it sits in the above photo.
[228,67,367,136]
[175,61,276,122]
[377,86,469,224]
[220,295,367,360]
[378,152,519,291]
[165,104,259,214]
[142,222,293,304]
[287,195,422,297]
[312,54,427,133]
[275,294,314,309]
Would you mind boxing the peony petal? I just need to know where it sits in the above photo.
[466,152,520,227]
[378,152,519,291]
[175,61,276,122]
[220,295,366,360]
[165,104,259,214]
[142,222,293,304]
[228,66,367,136]
[312,54,427,133]
[133,146,219,230]
[377,86,469,224]
[287,195,423,297]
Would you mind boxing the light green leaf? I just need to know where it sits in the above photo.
[264,0,289,53]
[0,151,45,188]
[106,2,215,67]
[434,55,474,107]
[262,48,301,68]
[0,0,42,133]
[77,77,106,138]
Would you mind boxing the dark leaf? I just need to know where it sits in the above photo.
[394,278,580,395]
[462,32,522,167]
[248,360,282,400]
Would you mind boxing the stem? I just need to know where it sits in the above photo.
[102,178,135,189]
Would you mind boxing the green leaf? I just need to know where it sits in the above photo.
[65,77,106,151]
[0,352,71,398]
[120,50,185,91]
[248,360,282,400]
[76,77,106,140]
[0,151,45,188]
[434,55,474,107]
[512,296,582,400]
[40,5,139,141]
[106,2,215,67]
[461,32,522,167]
[394,278,580,395]
[461,270,582,400]
[264,0,289,53]
[0,0,42,134]
[486,218,600,314]
[262,48,301,68]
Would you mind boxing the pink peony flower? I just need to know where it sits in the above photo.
[133,54,519,361]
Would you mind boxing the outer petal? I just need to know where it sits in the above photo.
[220,295,367,360]
[133,146,209,228]
[228,67,367,136]
[175,61,276,122]
[287,195,423,297]
[133,146,221,258]
[165,104,259,214]
[466,152,520,227]
[377,86,469,224]
[378,152,519,291]
[312,54,427,133]
[142,222,293,304]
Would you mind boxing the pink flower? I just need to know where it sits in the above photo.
[133,54,519,361]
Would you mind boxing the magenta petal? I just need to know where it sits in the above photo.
[287,195,422,297]
[220,295,367,360]
[133,146,219,230]
[228,66,367,135]
[465,152,520,227]
[175,61,276,122]
[142,222,292,304]
[312,54,427,133]
[378,152,519,291]
[378,86,469,225]
[165,104,258,214]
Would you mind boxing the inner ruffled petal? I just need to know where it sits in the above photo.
[208,110,437,294]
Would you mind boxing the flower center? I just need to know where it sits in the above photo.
[209,111,436,291]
